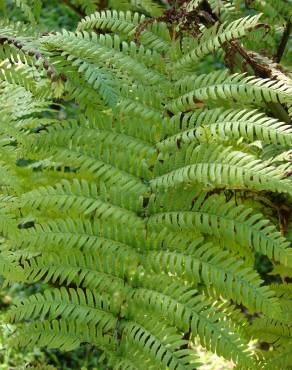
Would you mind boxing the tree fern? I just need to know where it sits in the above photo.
[0,1,292,369]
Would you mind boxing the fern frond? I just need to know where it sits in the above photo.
[262,341,292,370]
[43,147,148,194]
[159,109,292,148]
[207,0,240,21]
[10,0,36,24]
[14,217,140,254]
[122,319,199,370]
[126,0,165,16]
[77,10,171,51]
[169,72,292,112]
[75,0,99,15]
[11,319,115,351]
[19,179,145,228]
[0,17,37,37]
[249,317,292,344]
[6,287,119,329]
[148,194,292,267]
[145,244,280,315]
[42,31,166,86]
[22,253,131,294]
[1,2,292,367]
[251,0,292,22]
[25,119,157,178]
[151,144,292,195]
[0,195,18,236]
[0,251,24,282]
[132,278,255,367]
[0,58,38,93]
[174,15,261,70]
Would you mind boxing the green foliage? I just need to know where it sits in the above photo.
[0,0,291,369]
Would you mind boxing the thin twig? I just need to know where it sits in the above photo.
[275,21,291,63]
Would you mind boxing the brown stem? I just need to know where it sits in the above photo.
[275,21,291,63]
[0,35,66,82]
[196,1,291,123]
[228,40,272,78]
[61,0,85,18]
[226,40,291,123]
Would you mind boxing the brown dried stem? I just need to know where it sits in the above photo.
[0,35,66,82]
[275,20,291,63]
